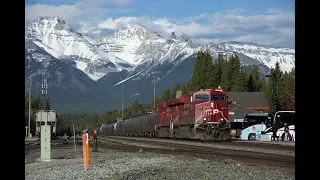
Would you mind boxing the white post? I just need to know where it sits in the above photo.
[73,124,76,151]
[28,91,31,137]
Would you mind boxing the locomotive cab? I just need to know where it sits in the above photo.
[193,89,229,124]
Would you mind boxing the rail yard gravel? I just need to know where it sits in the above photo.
[25,142,295,180]
[101,136,295,157]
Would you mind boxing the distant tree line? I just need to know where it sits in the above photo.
[25,51,295,136]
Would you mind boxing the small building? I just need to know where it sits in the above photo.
[226,92,269,112]
[228,104,262,121]
[35,110,57,138]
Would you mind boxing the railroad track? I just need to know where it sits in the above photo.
[98,135,295,152]
[96,135,295,169]
[224,140,295,151]
[171,137,295,151]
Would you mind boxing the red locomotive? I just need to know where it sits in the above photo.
[155,87,231,141]
[96,87,231,141]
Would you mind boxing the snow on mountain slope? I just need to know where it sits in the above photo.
[217,41,295,72]
[132,32,196,66]
[25,17,132,80]
[196,43,234,60]
[124,33,197,83]
[25,17,295,83]
[96,23,161,65]
[96,25,196,67]
[197,43,268,66]
[96,26,197,84]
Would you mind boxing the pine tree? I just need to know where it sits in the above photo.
[221,57,233,91]
[274,62,284,111]
[264,62,285,112]
[190,51,204,91]
[230,54,241,88]
[233,69,248,91]
[264,75,273,112]
[203,52,214,88]
[247,74,254,92]
[281,67,295,110]
[248,66,263,92]
[190,51,214,91]
[212,54,224,89]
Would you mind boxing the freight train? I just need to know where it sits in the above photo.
[87,87,231,141]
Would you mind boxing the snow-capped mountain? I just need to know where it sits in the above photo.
[25,17,132,81]
[95,25,196,82]
[25,38,123,113]
[25,16,295,113]
[26,17,295,83]
[217,41,295,72]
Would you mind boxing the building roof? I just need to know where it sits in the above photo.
[226,92,269,108]
[228,104,261,121]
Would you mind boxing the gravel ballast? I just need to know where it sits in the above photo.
[25,144,295,180]
[101,136,295,157]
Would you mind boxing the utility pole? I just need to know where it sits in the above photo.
[272,69,275,114]
[28,90,31,137]
[42,67,47,110]
[73,124,76,152]
[265,68,276,114]
[153,74,156,110]
[38,94,40,110]
[42,66,49,137]
[122,84,124,119]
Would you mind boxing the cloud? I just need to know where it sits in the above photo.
[25,0,134,32]
[77,0,133,6]
[98,17,139,29]
[267,7,283,14]
[26,3,295,48]
[96,9,294,48]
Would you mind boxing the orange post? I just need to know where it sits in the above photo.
[82,133,89,172]
[86,133,89,165]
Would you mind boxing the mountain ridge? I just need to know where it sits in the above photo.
[25,16,295,113]
[26,16,295,82]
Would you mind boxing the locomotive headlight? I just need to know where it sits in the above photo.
[210,102,214,107]
[203,117,207,121]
